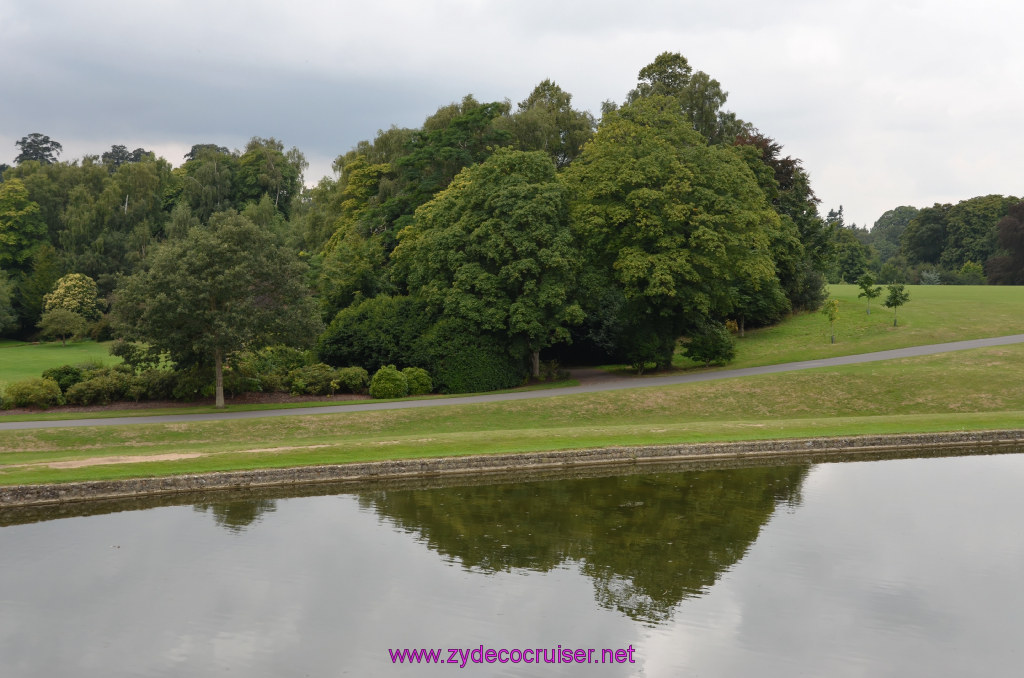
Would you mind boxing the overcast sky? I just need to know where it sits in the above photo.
[2,0,1021,228]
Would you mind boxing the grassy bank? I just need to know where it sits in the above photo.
[0,340,119,391]
[3,343,1023,485]
[677,285,1024,369]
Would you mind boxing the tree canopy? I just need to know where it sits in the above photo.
[15,133,63,165]
[113,211,321,407]
[563,95,777,367]
[393,148,583,376]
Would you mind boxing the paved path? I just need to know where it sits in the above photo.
[3,334,1024,431]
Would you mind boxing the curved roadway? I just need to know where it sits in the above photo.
[3,334,1024,431]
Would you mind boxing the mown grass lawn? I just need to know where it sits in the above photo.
[3,342,1023,485]
[0,340,119,392]
[675,284,1024,369]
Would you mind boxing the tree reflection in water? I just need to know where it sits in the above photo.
[359,465,808,623]
[194,498,277,533]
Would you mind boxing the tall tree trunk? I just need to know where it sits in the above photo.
[214,348,225,409]
[531,350,540,379]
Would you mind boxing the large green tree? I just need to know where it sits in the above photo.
[625,52,748,144]
[393,148,583,376]
[14,133,62,165]
[43,273,102,320]
[0,178,46,272]
[500,79,595,169]
[986,201,1024,284]
[563,96,777,368]
[0,269,16,335]
[113,211,321,407]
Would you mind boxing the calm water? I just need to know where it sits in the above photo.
[2,451,1024,677]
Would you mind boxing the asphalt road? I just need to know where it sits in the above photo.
[3,334,1024,431]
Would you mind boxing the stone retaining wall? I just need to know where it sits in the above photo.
[2,429,1022,508]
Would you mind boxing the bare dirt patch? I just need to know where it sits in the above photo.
[45,453,204,469]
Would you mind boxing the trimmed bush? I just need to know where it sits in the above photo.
[3,378,65,409]
[334,366,369,394]
[402,367,432,395]
[65,370,133,406]
[286,363,339,396]
[41,364,85,394]
[369,365,409,399]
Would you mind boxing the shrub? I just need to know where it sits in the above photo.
[401,367,432,395]
[684,321,736,367]
[286,363,339,396]
[415,319,527,394]
[128,369,178,401]
[89,314,114,341]
[172,366,213,401]
[369,365,409,399]
[334,366,369,394]
[539,360,569,382]
[41,364,85,394]
[2,377,64,409]
[318,295,434,371]
[109,339,163,372]
[65,370,133,406]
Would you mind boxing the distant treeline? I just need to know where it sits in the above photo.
[826,195,1024,285]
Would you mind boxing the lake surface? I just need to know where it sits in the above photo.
[2,450,1024,677]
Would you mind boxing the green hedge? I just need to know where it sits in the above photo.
[3,378,65,409]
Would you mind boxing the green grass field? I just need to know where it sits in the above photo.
[2,284,1023,486]
[2,342,1023,485]
[677,284,1024,369]
[0,340,119,392]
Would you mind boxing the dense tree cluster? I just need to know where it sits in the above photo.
[835,194,1024,285]
[2,52,837,398]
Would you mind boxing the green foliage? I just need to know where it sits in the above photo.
[0,269,16,335]
[334,366,369,394]
[286,363,340,396]
[2,377,64,409]
[235,137,304,216]
[14,243,60,333]
[419,318,528,394]
[883,284,910,326]
[498,79,595,169]
[114,210,322,407]
[65,369,133,406]
[539,360,569,382]
[564,95,778,361]
[986,202,1024,284]
[0,178,46,272]
[856,272,882,314]
[394,148,583,369]
[43,273,102,320]
[821,298,840,343]
[827,209,870,283]
[957,261,987,285]
[15,134,62,165]
[36,308,87,345]
[171,366,213,401]
[40,364,85,393]
[401,367,432,395]
[317,295,434,372]
[683,321,736,367]
[130,369,178,401]
[626,52,747,144]
[369,364,409,399]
